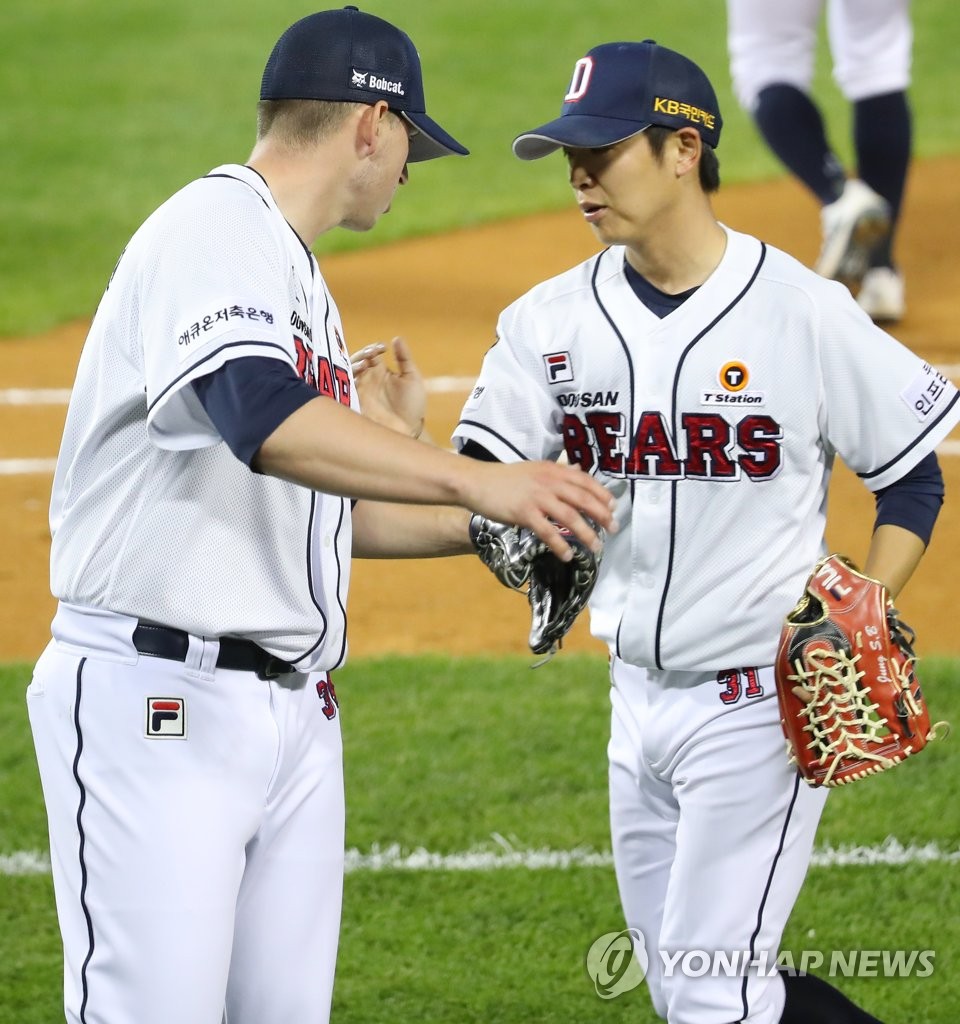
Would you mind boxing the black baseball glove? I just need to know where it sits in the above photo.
[469,514,603,657]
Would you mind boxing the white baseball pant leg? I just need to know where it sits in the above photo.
[728,0,911,111]
[28,617,344,1024]
[608,659,828,1024]
[727,0,823,111]
[826,0,912,101]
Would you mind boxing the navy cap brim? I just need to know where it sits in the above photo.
[512,115,650,160]
[402,111,469,162]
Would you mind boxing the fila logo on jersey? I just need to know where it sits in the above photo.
[146,698,186,739]
[544,352,574,383]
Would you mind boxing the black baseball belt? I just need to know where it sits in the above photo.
[132,622,298,680]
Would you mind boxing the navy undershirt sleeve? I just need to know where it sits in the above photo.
[191,355,318,468]
[873,450,944,546]
[459,439,500,462]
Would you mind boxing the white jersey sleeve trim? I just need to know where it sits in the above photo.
[859,389,960,489]
[146,340,294,451]
[453,423,529,463]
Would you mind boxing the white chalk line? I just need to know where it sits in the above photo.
[0,378,478,476]
[2,836,958,878]
[5,365,960,408]
[0,458,57,476]
[4,369,960,475]
[0,388,73,405]
[0,379,476,408]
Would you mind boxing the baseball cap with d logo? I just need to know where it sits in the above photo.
[513,40,721,160]
[260,6,468,163]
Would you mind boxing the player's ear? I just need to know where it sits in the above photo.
[355,100,391,157]
[672,127,702,180]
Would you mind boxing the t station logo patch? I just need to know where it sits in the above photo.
[719,361,749,391]
[701,361,765,406]
[145,698,186,739]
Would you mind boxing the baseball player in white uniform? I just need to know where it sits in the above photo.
[454,40,957,1024]
[726,0,913,322]
[27,9,613,1024]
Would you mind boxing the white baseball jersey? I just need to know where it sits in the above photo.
[454,226,960,672]
[49,163,357,670]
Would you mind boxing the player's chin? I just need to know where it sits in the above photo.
[582,210,615,242]
[344,199,395,233]
[588,222,618,246]
[341,212,383,233]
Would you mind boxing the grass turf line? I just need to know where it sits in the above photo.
[3,0,960,335]
[1,655,958,1021]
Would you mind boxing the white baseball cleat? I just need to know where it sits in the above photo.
[856,266,905,324]
[815,179,891,288]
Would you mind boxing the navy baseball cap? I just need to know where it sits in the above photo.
[513,40,722,160]
[260,6,468,163]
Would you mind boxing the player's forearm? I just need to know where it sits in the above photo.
[351,501,473,558]
[255,396,474,507]
[256,396,616,561]
[863,523,926,598]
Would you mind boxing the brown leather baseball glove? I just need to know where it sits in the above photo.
[774,553,947,787]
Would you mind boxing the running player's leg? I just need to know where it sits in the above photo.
[829,0,912,318]
[727,0,846,205]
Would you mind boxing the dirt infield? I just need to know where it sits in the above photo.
[2,156,960,663]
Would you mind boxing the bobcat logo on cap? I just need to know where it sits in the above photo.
[351,68,406,96]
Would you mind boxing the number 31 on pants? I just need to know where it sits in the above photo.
[717,667,764,705]
[316,676,339,720]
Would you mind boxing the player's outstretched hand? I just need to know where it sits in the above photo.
[465,460,616,561]
[350,336,426,439]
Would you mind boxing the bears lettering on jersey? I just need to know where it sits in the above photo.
[295,336,318,389]
[294,335,352,407]
[561,409,782,481]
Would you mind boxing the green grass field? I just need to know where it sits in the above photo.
[2,0,959,335]
[2,655,958,1023]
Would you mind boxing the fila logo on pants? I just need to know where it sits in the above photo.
[146,698,186,738]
